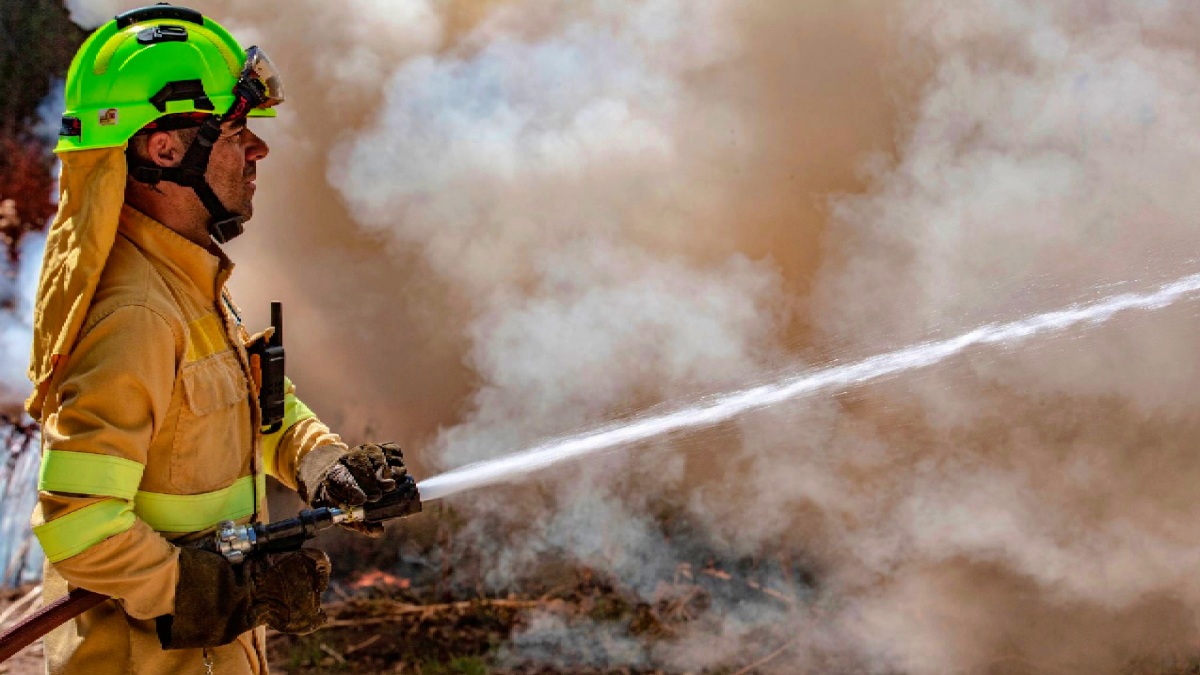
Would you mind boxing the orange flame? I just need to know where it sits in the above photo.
[350,569,410,590]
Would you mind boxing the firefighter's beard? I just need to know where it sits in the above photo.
[205,159,257,224]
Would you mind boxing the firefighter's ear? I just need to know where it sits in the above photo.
[142,130,186,168]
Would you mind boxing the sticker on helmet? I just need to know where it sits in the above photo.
[98,108,118,126]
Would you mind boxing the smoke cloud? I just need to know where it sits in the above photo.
[62,0,117,29]
[0,231,44,414]
[55,0,1200,672]
[783,2,1200,671]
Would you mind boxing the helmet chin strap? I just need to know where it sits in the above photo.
[128,114,246,244]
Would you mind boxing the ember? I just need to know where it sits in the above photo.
[350,570,410,590]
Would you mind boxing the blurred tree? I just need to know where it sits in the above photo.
[0,0,85,254]
[0,0,83,134]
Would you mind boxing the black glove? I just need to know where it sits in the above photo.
[297,442,407,537]
[157,547,330,649]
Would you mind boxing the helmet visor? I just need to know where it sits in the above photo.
[241,46,285,108]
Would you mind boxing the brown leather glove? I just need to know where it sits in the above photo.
[297,442,406,537]
[156,547,330,649]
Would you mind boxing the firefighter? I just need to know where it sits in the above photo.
[25,5,405,673]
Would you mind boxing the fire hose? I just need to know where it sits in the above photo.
[0,475,422,662]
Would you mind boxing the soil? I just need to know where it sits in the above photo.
[8,566,1200,675]
[0,585,44,675]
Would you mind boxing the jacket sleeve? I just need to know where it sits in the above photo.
[261,377,347,492]
[30,304,181,620]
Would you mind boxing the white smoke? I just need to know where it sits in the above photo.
[63,0,121,29]
[327,0,782,470]
[500,612,648,670]
[0,231,45,412]
[760,1,1200,672]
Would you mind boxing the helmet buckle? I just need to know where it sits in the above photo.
[209,216,244,244]
[137,24,188,45]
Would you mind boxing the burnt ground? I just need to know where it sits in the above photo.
[267,503,1200,675]
[267,560,800,675]
[266,503,817,675]
[0,498,816,675]
[6,506,1200,674]
[0,551,806,675]
[265,554,1200,675]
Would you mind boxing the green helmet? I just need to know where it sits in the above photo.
[57,4,277,153]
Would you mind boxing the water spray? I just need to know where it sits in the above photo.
[417,272,1200,502]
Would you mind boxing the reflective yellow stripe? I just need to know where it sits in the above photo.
[34,499,136,563]
[39,450,144,500]
[93,28,130,76]
[134,474,266,533]
[186,313,228,362]
[261,378,316,478]
[35,463,264,558]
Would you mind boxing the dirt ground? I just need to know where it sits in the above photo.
[0,512,812,675]
[3,499,1200,675]
[7,572,1200,675]
[0,585,44,675]
[8,564,1200,675]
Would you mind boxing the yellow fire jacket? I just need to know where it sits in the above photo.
[29,204,346,675]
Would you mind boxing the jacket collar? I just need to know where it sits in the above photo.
[118,205,234,303]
